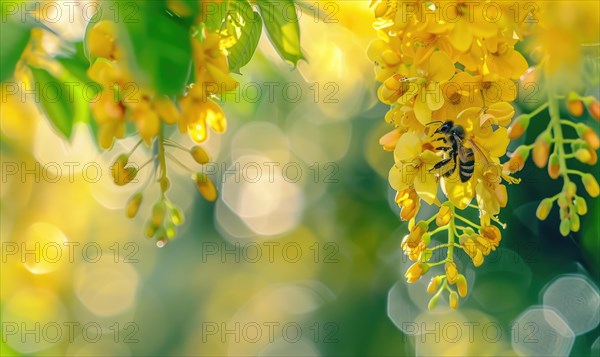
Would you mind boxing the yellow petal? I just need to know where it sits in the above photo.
[203,100,227,133]
[442,174,474,209]
[414,169,438,205]
[426,83,444,111]
[428,51,455,81]
[394,132,421,162]
[414,95,432,125]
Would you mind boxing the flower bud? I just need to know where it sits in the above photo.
[190,146,210,164]
[145,223,156,238]
[575,196,588,215]
[456,274,468,297]
[547,153,560,179]
[575,148,593,164]
[557,194,568,209]
[405,262,429,283]
[559,218,571,236]
[449,291,459,310]
[567,92,584,117]
[194,173,218,201]
[570,213,580,232]
[113,167,137,186]
[152,202,165,226]
[536,198,553,220]
[576,124,600,150]
[505,146,530,173]
[532,132,551,168]
[508,114,530,139]
[165,221,177,239]
[588,100,600,121]
[428,294,440,311]
[445,261,458,284]
[126,193,143,218]
[582,173,600,197]
[160,177,170,192]
[171,207,185,225]
[566,182,577,197]
[427,276,442,294]
[436,204,453,226]
[379,129,401,151]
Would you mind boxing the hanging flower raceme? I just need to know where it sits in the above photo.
[369,0,528,309]
[84,16,238,246]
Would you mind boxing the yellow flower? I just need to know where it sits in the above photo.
[410,51,455,124]
[179,86,227,143]
[193,33,238,95]
[433,72,484,121]
[401,222,428,261]
[395,188,421,221]
[443,1,499,53]
[389,133,439,204]
[367,39,403,82]
[484,36,528,80]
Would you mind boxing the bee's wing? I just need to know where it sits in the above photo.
[453,134,470,162]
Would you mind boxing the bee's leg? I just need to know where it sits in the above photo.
[432,137,447,143]
[441,154,458,178]
[430,157,451,171]
[436,146,451,151]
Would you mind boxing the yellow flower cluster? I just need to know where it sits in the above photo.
[86,22,236,148]
[369,0,528,309]
[86,18,238,245]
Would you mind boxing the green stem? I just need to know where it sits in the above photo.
[454,213,481,229]
[529,102,550,118]
[157,125,167,198]
[547,87,571,185]
[447,207,455,261]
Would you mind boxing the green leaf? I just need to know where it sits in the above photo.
[0,17,31,82]
[29,67,75,139]
[119,1,192,96]
[256,0,304,66]
[204,0,229,32]
[227,1,262,74]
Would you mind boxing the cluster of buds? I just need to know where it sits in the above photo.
[401,203,500,310]
[507,91,599,236]
[110,141,218,246]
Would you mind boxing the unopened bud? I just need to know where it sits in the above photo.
[436,204,453,226]
[171,207,185,225]
[449,291,459,310]
[505,146,530,173]
[567,92,584,117]
[427,276,442,294]
[582,173,600,197]
[145,223,156,238]
[445,261,458,284]
[160,177,170,192]
[575,197,587,215]
[548,153,560,179]
[559,218,571,236]
[576,123,600,150]
[428,294,440,310]
[456,274,468,297]
[194,173,218,201]
[566,182,577,197]
[508,115,530,139]
[126,193,143,218]
[536,198,553,220]
[532,132,551,168]
[570,213,580,232]
[575,148,592,163]
[190,146,210,164]
[152,202,166,226]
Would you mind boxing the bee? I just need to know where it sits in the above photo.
[428,121,476,183]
